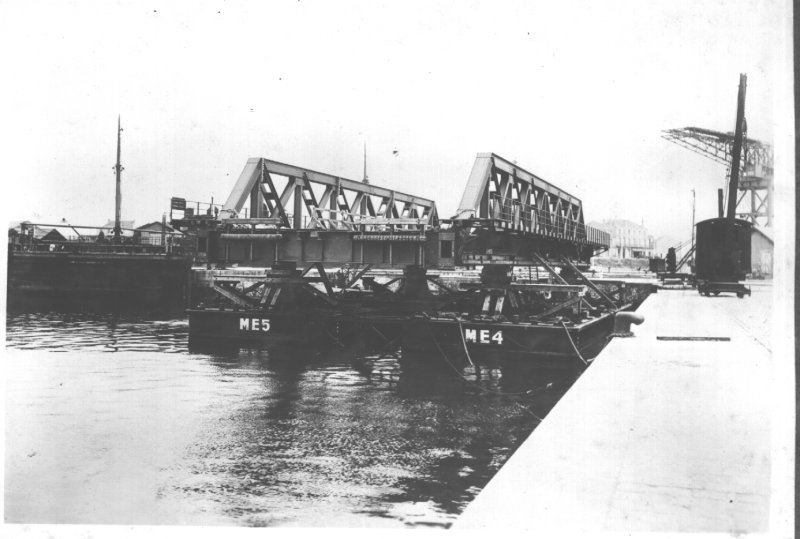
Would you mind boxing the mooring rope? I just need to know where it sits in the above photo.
[560,321,588,366]
[323,328,346,349]
[421,320,551,420]
[453,316,475,367]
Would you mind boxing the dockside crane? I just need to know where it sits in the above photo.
[662,104,773,227]
[689,74,753,298]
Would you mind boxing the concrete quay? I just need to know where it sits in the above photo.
[456,285,792,534]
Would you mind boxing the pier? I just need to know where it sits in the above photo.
[456,284,787,533]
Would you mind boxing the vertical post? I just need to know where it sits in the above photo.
[161,212,167,252]
[363,143,369,185]
[690,189,696,251]
[293,177,302,229]
[726,73,747,222]
[479,188,489,219]
[330,179,338,229]
[361,142,369,230]
[767,178,774,226]
[114,116,123,242]
[718,189,724,218]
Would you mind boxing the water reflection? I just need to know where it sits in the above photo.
[6,314,580,527]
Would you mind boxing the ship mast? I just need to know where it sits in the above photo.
[113,116,124,241]
[362,143,369,185]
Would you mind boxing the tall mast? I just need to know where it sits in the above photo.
[362,143,369,185]
[114,116,124,240]
[726,74,747,222]
[691,188,696,249]
[360,143,369,219]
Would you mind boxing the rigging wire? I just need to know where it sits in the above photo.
[420,320,562,424]
[560,320,588,366]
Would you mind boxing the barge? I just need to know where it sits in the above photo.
[7,244,191,312]
[6,118,193,313]
[186,262,648,366]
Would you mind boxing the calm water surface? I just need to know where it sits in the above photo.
[5,312,579,527]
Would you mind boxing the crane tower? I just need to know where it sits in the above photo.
[661,126,773,227]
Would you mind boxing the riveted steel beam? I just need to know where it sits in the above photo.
[222,157,438,231]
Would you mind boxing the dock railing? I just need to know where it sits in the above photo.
[9,223,191,256]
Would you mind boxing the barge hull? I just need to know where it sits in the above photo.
[7,252,191,311]
[400,313,616,364]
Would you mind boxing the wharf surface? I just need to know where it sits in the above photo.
[456,285,790,533]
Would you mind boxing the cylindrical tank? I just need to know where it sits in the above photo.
[694,218,752,281]
[666,248,677,273]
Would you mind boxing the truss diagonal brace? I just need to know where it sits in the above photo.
[529,296,583,322]
[210,281,251,307]
[559,256,617,308]
[531,253,569,286]
[345,264,373,288]
[261,163,290,227]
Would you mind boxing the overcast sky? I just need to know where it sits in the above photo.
[0,0,792,240]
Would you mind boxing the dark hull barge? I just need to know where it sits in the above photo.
[7,247,191,312]
[401,312,618,364]
[186,262,650,365]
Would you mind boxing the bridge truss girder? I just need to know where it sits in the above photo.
[450,153,610,263]
[221,158,439,233]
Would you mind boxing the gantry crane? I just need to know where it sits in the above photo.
[662,113,773,227]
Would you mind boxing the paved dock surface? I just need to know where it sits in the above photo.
[456,286,786,533]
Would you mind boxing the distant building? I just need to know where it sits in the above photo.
[11,222,69,241]
[587,219,655,259]
[8,222,71,249]
[135,221,182,246]
[101,220,136,237]
[751,227,773,277]
[40,229,67,242]
[653,236,681,259]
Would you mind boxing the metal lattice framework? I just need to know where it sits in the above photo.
[221,158,438,232]
[452,153,609,249]
[662,127,774,226]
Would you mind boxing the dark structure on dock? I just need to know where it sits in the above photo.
[694,74,753,298]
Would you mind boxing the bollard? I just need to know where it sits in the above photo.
[612,311,645,338]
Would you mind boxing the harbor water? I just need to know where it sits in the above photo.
[5,313,580,528]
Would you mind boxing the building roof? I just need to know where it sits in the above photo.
[101,220,136,230]
[135,221,181,234]
[752,227,774,244]
[40,229,67,241]
[10,223,73,240]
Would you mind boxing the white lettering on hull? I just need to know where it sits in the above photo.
[464,328,503,345]
[239,318,271,332]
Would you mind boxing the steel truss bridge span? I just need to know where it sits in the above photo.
[448,153,609,266]
[221,158,438,232]
[171,153,610,269]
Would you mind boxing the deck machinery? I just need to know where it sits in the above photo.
[172,153,647,365]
